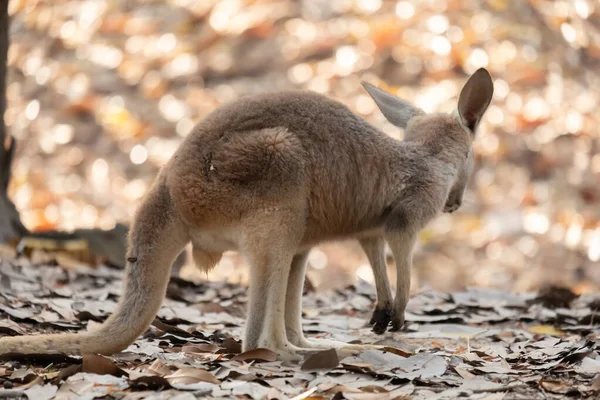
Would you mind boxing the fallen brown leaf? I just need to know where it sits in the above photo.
[220,337,242,354]
[152,319,192,337]
[51,364,81,384]
[82,354,127,377]
[358,385,389,393]
[181,343,219,354]
[301,349,339,371]
[146,359,173,377]
[164,367,220,385]
[232,348,278,362]
[382,346,411,358]
[453,366,476,379]
[539,378,570,394]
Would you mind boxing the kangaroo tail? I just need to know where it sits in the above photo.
[0,174,190,356]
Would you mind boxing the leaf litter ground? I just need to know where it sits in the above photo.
[0,260,599,399]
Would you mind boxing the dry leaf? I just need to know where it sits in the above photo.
[24,383,58,400]
[51,364,81,384]
[220,337,243,354]
[343,391,411,400]
[454,366,476,379]
[82,354,127,377]
[527,325,564,336]
[289,387,318,400]
[232,348,278,362]
[301,349,339,371]
[382,346,411,358]
[539,378,570,394]
[181,343,219,354]
[164,367,220,385]
[146,359,172,377]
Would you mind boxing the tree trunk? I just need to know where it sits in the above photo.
[0,0,28,243]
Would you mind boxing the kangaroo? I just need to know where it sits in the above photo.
[0,69,493,361]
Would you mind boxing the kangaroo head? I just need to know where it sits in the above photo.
[362,68,494,213]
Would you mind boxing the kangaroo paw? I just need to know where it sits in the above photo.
[370,305,392,334]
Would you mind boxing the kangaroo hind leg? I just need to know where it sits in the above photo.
[284,250,337,350]
[283,250,380,356]
[242,213,314,362]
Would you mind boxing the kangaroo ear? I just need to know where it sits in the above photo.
[457,68,494,134]
[361,82,423,129]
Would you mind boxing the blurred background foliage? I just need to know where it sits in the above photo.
[4,0,600,294]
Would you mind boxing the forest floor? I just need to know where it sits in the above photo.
[0,257,598,399]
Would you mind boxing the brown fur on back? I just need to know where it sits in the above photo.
[168,91,467,249]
